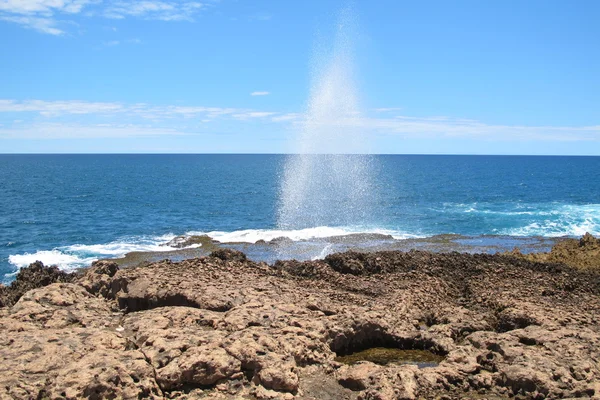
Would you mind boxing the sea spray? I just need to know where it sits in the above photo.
[277,7,377,240]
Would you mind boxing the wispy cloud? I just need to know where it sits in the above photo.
[0,99,125,116]
[0,0,97,34]
[0,99,284,123]
[233,111,277,120]
[104,1,205,21]
[0,14,63,34]
[250,91,270,96]
[373,107,403,113]
[0,0,95,15]
[0,122,184,139]
[0,0,210,34]
[297,114,600,142]
[271,113,300,122]
[0,99,598,142]
[102,38,142,46]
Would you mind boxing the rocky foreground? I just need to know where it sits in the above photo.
[1,238,600,400]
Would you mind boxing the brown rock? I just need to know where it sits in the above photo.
[160,346,241,388]
[0,283,161,399]
[78,259,119,298]
[257,366,299,392]
[2,242,600,399]
[0,261,75,307]
[337,363,380,391]
[514,232,600,271]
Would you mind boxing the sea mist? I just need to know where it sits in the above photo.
[277,7,376,233]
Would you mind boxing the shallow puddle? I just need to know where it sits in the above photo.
[334,347,444,368]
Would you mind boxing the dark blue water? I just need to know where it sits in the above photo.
[1,154,599,280]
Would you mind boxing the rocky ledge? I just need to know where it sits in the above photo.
[1,240,600,400]
[510,232,600,271]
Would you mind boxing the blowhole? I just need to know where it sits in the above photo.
[335,347,445,368]
[330,324,446,368]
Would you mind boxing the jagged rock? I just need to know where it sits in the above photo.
[159,346,242,388]
[512,232,600,271]
[337,363,380,391]
[268,236,294,245]
[256,365,299,392]
[0,283,161,399]
[1,238,600,399]
[210,248,247,262]
[0,261,75,307]
[79,259,120,298]
[163,234,214,249]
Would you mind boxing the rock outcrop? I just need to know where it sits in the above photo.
[162,235,216,249]
[0,261,75,307]
[510,232,600,271]
[1,242,600,399]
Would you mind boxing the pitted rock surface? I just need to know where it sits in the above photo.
[0,242,599,399]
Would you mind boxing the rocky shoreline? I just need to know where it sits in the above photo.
[1,237,599,399]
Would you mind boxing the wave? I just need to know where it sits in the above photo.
[190,226,420,243]
[6,202,598,277]
[6,227,416,275]
[7,234,188,273]
[7,250,98,274]
[499,216,599,237]
[442,202,600,237]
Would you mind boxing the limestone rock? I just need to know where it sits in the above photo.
[78,259,119,298]
[0,261,75,307]
[0,283,161,399]
[1,238,600,399]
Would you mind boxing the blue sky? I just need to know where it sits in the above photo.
[0,0,598,154]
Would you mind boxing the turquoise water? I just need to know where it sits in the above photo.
[1,154,599,280]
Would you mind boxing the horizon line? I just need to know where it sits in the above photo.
[1,153,599,157]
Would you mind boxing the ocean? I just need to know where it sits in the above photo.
[1,154,599,282]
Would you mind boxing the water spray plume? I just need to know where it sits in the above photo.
[277,6,376,235]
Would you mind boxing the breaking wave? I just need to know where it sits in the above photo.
[7,234,182,273]
[192,226,418,243]
[442,202,600,237]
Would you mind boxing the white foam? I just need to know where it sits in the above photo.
[67,241,168,256]
[450,203,557,216]
[8,250,96,272]
[6,234,198,273]
[498,204,600,237]
[191,226,419,243]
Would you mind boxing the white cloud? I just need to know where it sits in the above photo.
[233,111,277,120]
[271,113,300,122]
[168,106,236,115]
[101,38,142,46]
[303,114,600,142]
[373,107,403,113]
[0,98,598,143]
[0,0,94,15]
[0,122,185,139]
[0,14,63,34]
[0,0,97,34]
[0,0,209,34]
[251,91,270,96]
[0,99,125,116]
[0,99,283,122]
[104,1,205,21]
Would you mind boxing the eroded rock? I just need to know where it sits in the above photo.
[1,239,600,399]
[0,261,75,307]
